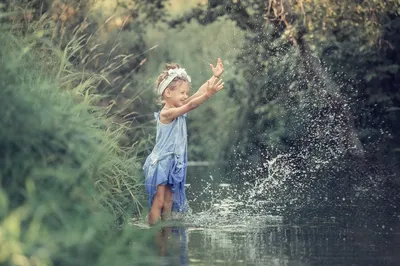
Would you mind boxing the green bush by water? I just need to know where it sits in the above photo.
[0,22,155,266]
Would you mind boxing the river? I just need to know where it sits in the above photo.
[144,165,400,266]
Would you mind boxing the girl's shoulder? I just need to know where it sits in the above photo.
[154,110,187,122]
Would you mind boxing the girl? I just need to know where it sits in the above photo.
[143,58,224,225]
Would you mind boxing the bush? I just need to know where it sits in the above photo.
[0,16,155,266]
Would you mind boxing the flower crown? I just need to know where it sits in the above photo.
[157,68,191,96]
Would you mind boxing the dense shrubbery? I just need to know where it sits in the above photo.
[0,13,159,265]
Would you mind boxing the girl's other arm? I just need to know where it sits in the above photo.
[185,75,217,102]
[184,58,224,103]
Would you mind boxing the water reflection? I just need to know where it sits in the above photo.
[156,222,399,266]
[154,226,189,266]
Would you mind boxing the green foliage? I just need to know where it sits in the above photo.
[167,0,400,166]
[2,0,170,153]
[0,15,158,266]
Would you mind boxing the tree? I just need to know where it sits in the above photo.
[168,0,400,165]
[166,0,400,218]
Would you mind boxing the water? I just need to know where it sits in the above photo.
[141,165,400,266]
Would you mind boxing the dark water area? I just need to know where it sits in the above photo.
[158,223,400,266]
[147,165,400,266]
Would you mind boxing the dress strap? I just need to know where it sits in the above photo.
[155,110,187,119]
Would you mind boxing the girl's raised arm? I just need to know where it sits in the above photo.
[161,78,224,123]
[185,58,224,103]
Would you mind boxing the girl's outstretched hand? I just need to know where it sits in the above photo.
[210,58,224,78]
[207,78,224,95]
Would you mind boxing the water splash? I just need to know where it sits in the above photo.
[181,85,397,227]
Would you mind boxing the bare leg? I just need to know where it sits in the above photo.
[148,185,166,225]
[162,185,173,221]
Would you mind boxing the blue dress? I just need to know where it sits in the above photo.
[143,112,188,212]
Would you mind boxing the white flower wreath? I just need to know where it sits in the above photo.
[157,68,191,95]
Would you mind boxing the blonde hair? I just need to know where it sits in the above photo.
[155,63,191,105]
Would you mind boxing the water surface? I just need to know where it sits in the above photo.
[148,166,400,266]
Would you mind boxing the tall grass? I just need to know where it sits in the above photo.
[0,11,156,266]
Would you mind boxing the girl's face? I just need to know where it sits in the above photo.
[165,81,190,107]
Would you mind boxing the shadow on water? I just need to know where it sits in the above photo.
[141,165,400,266]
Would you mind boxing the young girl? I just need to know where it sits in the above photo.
[143,58,224,225]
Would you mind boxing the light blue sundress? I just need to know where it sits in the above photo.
[143,112,188,212]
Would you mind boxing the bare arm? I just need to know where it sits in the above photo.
[161,93,212,123]
[160,78,224,124]
[184,75,217,103]
[184,58,224,104]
